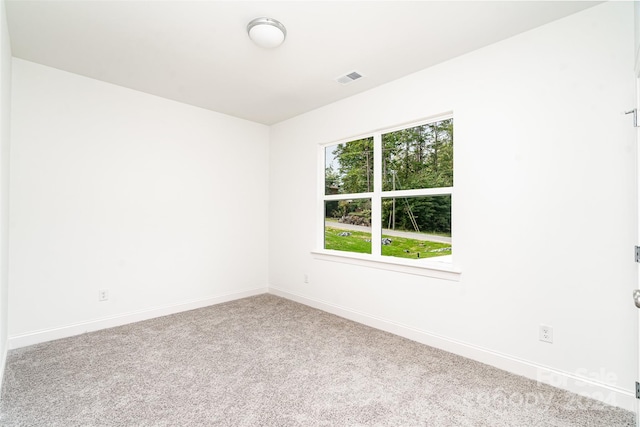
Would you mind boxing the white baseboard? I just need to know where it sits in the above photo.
[269,286,636,412]
[8,286,268,350]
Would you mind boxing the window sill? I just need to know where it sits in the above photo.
[311,250,462,281]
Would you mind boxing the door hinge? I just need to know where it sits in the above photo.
[635,246,640,263]
[636,381,640,399]
[625,109,640,128]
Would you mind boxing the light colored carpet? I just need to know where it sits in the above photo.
[0,294,634,426]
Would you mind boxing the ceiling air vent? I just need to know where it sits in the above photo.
[336,71,364,85]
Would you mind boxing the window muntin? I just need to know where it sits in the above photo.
[321,116,453,264]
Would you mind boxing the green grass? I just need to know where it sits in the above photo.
[324,227,372,254]
[324,226,451,259]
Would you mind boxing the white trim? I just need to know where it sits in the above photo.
[8,286,268,349]
[324,192,374,201]
[318,142,327,251]
[318,112,454,152]
[382,187,453,198]
[381,112,454,136]
[372,132,382,256]
[269,286,635,412]
[320,133,374,151]
[311,249,461,280]
[324,187,453,202]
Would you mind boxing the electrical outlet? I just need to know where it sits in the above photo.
[539,325,553,343]
[304,274,309,284]
[98,289,109,302]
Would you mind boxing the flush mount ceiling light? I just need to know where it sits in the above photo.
[247,17,287,49]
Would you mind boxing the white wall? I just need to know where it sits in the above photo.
[269,2,637,409]
[0,0,11,386]
[9,59,269,346]
[635,0,640,76]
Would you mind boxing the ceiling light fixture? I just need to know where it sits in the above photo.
[247,17,287,49]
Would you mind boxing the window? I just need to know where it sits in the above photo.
[320,116,454,270]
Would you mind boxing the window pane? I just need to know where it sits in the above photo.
[382,119,453,191]
[325,137,374,195]
[381,195,451,260]
[324,198,371,254]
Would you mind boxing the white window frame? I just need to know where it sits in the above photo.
[313,114,461,280]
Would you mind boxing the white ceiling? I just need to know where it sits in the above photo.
[5,1,600,125]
